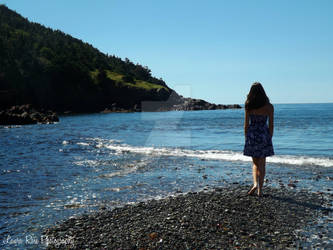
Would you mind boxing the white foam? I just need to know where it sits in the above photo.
[99,142,333,168]
[74,159,99,167]
[267,155,333,167]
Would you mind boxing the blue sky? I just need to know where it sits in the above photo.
[2,0,333,104]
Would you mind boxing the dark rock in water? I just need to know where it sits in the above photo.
[169,96,241,112]
[0,104,59,125]
[100,108,113,114]
[143,91,242,112]
[94,89,242,114]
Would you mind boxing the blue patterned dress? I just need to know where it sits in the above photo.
[243,114,274,158]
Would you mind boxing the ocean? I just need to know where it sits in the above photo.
[1,103,332,248]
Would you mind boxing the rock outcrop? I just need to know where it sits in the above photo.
[136,91,242,112]
[170,97,242,111]
[0,104,59,125]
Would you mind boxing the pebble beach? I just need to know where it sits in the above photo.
[44,185,332,249]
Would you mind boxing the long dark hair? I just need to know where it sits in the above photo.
[245,82,270,111]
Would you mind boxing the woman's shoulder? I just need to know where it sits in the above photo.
[248,103,273,115]
[266,103,274,112]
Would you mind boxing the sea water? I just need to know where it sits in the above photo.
[0,103,332,248]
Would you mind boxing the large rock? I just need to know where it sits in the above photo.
[164,96,242,112]
[0,105,59,125]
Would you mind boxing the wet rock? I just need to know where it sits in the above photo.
[148,232,158,239]
[0,104,59,125]
[43,186,331,249]
[168,97,241,112]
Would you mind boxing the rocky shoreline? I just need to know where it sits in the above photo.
[43,186,331,249]
[0,104,59,125]
[100,92,242,114]
[168,97,242,111]
[0,93,241,123]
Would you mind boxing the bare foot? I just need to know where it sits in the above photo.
[257,189,263,197]
[247,185,257,195]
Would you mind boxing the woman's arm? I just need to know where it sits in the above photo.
[268,104,274,137]
[244,109,249,137]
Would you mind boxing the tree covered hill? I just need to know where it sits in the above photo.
[0,5,173,112]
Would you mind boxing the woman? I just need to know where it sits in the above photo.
[243,82,274,197]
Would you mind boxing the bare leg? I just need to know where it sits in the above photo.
[257,158,266,196]
[248,159,259,195]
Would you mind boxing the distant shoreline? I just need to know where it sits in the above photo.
[0,98,242,125]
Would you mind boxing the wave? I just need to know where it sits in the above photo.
[94,141,333,168]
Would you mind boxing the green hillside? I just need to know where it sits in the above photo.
[0,5,172,112]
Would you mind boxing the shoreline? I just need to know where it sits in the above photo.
[43,185,331,249]
[0,102,242,125]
